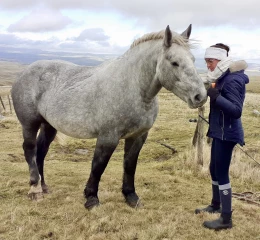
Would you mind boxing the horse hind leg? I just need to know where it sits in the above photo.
[36,123,57,193]
[22,122,44,200]
[122,132,148,208]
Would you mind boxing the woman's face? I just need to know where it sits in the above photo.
[205,58,220,72]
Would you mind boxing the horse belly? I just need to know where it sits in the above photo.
[120,111,157,139]
[38,103,97,139]
[43,109,155,139]
[38,89,158,139]
[43,112,99,139]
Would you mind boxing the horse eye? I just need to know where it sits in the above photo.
[171,62,179,67]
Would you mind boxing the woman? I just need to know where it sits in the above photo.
[195,43,249,230]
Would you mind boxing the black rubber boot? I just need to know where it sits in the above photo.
[195,200,221,214]
[203,212,232,230]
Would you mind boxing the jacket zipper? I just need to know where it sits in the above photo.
[221,110,224,140]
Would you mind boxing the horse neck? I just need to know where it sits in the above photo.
[125,42,162,102]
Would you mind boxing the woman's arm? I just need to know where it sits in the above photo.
[215,77,245,119]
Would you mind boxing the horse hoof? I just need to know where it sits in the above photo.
[125,193,142,208]
[42,184,49,194]
[28,192,44,201]
[28,183,44,201]
[84,196,99,210]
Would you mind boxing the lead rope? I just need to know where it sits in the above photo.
[198,114,260,167]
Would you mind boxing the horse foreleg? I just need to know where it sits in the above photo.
[84,135,119,210]
[23,125,43,201]
[28,175,43,200]
[123,132,148,208]
[36,123,57,193]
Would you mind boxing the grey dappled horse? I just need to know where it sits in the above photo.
[12,25,207,209]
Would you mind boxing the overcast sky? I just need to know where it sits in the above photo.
[0,0,260,63]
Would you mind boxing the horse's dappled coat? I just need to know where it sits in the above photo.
[11,25,207,209]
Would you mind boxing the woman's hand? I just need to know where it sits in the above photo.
[207,88,220,102]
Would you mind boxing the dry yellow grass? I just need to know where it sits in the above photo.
[0,62,260,240]
[0,86,12,96]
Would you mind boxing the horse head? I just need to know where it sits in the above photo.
[156,25,207,109]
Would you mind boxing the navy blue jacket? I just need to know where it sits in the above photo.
[207,69,249,146]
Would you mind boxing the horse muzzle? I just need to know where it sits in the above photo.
[187,91,207,109]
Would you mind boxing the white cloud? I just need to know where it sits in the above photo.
[74,28,110,42]
[0,0,259,62]
[8,8,72,32]
[1,1,259,30]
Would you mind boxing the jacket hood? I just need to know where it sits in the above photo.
[229,60,249,84]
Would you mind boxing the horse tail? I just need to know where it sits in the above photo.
[54,132,68,146]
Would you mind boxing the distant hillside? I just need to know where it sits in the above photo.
[0,47,118,66]
[1,50,260,86]
[0,61,26,86]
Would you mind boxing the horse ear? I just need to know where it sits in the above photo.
[181,24,192,39]
[164,25,172,48]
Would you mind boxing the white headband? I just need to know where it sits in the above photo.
[204,47,227,61]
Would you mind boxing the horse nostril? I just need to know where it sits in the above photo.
[194,94,201,103]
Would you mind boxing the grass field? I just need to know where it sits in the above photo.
[0,62,260,240]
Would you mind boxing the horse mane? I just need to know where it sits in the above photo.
[130,30,192,49]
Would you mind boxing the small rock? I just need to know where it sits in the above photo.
[74,149,89,155]
[253,109,260,116]
[189,118,197,122]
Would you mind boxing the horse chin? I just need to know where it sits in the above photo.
[187,99,205,109]
[188,103,197,109]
